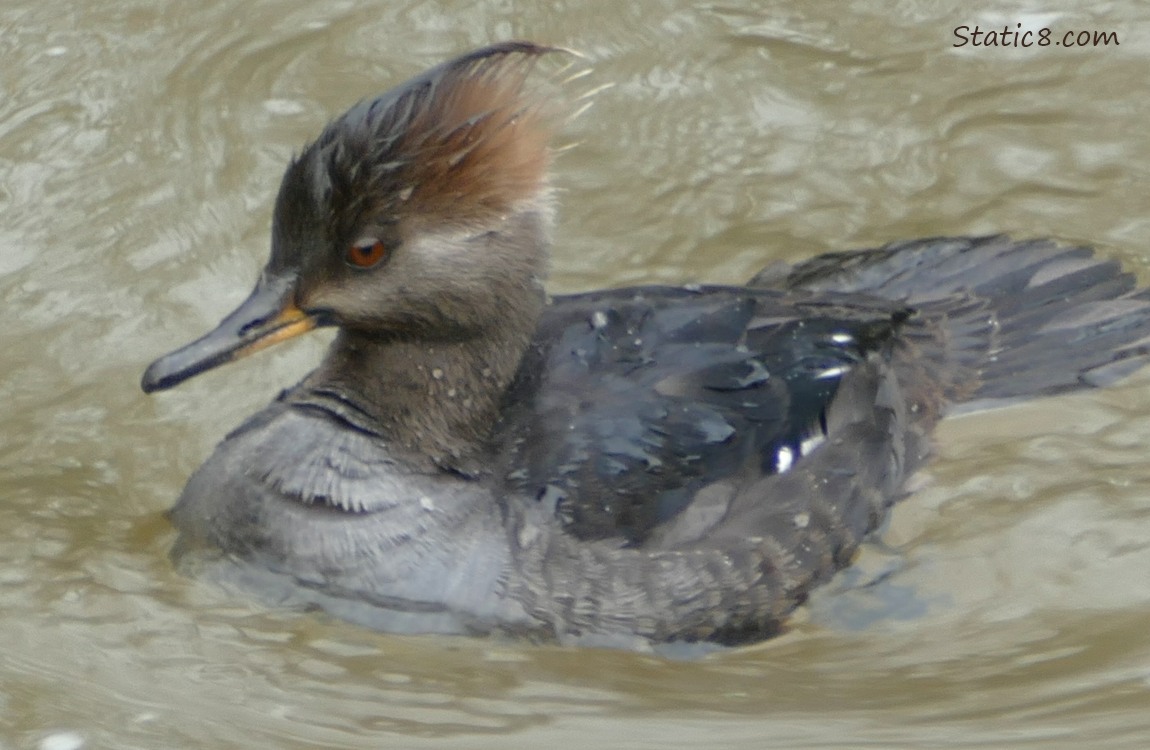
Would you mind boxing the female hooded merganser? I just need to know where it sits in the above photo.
[142,42,1150,648]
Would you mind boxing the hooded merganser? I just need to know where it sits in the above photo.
[142,42,1150,648]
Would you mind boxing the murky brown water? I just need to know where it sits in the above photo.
[3,1,1150,748]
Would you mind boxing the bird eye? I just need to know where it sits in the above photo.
[346,238,389,269]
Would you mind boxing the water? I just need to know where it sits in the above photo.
[3,1,1150,747]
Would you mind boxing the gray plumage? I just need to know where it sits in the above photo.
[143,43,1150,649]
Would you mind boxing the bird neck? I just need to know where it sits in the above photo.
[297,295,543,474]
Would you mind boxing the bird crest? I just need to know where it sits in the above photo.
[300,42,571,234]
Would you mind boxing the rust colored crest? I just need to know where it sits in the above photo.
[309,42,565,234]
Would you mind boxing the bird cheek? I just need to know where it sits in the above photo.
[297,285,349,320]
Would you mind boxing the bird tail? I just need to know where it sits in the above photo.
[755,235,1150,412]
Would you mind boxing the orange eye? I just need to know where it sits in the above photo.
[346,239,388,268]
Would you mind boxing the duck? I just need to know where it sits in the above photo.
[142,41,1150,649]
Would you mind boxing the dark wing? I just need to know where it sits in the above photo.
[493,285,909,545]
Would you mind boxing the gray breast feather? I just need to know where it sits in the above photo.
[243,408,409,513]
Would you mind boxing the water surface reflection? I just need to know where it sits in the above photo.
[2,1,1149,747]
